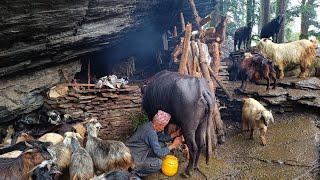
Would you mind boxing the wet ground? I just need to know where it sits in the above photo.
[146,112,320,179]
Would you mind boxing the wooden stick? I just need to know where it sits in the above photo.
[208,66,232,100]
[180,12,186,32]
[179,24,192,75]
[188,0,202,30]
[173,26,177,37]
[88,59,91,89]
[190,41,199,76]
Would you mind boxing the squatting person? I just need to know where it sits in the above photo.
[126,110,182,177]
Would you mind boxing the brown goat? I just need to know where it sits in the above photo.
[239,53,277,91]
[0,149,49,180]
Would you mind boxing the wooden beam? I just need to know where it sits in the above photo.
[178,24,192,75]
[180,12,186,31]
[188,0,202,30]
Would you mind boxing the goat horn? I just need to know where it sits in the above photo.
[25,141,33,148]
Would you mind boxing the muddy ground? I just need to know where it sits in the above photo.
[146,111,320,180]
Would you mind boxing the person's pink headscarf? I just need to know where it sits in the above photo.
[152,110,171,125]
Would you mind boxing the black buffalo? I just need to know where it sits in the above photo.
[142,70,224,176]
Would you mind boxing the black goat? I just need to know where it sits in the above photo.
[31,160,61,180]
[234,22,253,51]
[260,14,284,42]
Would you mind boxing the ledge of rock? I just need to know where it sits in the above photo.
[0,61,81,123]
[0,0,217,77]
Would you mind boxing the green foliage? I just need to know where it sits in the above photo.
[131,112,148,131]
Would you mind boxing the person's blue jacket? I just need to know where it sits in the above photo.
[126,122,170,162]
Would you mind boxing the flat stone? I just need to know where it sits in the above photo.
[287,89,317,101]
[295,77,320,90]
[262,95,288,105]
[257,88,288,97]
[298,98,320,108]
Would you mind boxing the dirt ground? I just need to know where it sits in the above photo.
[146,112,320,179]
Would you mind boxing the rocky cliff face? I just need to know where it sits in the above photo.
[0,0,216,123]
[0,0,185,77]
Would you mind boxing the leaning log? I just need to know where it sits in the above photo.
[179,24,192,75]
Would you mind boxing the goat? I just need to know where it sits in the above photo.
[86,118,133,174]
[38,133,64,145]
[260,14,284,42]
[72,123,86,139]
[69,135,94,180]
[239,53,277,91]
[31,160,61,180]
[242,98,274,146]
[257,38,317,79]
[234,22,253,51]
[0,147,51,180]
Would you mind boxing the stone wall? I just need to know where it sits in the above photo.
[45,86,142,139]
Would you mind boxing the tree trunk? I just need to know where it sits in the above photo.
[300,0,315,39]
[277,0,286,43]
[260,0,270,30]
[246,0,254,24]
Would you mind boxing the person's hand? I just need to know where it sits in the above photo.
[172,136,182,147]
[168,136,182,150]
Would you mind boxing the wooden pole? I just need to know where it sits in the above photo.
[198,40,225,150]
[180,12,186,32]
[211,41,220,90]
[173,26,177,37]
[88,59,91,89]
[188,0,202,30]
[197,40,214,90]
[179,24,192,75]
[190,41,199,76]
[196,39,213,158]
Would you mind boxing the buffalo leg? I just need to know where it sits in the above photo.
[184,134,197,176]
[194,121,207,169]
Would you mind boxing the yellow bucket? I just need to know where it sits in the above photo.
[161,155,179,176]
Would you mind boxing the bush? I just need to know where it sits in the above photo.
[131,112,148,131]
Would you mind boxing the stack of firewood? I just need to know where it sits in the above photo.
[45,86,142,140]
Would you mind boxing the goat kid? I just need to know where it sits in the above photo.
[242,98,274,146]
